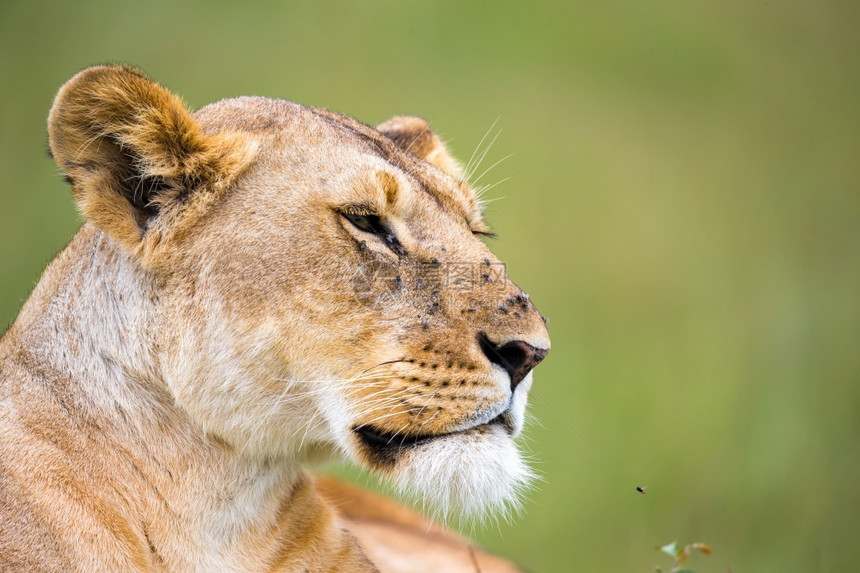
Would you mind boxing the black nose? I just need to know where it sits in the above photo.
[478,334,548,391]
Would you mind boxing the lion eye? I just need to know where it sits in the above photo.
[344,213,383,234]
[340,211,406,255]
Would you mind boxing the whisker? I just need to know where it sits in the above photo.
[474,176,510,199]
[462,117,499,182]
[471,153,514,187]
[465,128,501,183]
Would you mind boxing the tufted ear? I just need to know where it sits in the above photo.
[376,116,463,180]
[48,65,255,253]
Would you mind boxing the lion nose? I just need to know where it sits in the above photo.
[478,334,549,391]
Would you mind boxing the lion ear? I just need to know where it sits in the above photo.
[48,65,255,253]
[376,116,463,180]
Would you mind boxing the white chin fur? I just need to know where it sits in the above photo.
[389,425,534,522]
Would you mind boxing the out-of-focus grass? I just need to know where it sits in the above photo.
[2,1,858,570]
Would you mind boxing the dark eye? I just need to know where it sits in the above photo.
[344,213,384,234]
[472,230,497,239]
[340,211,406,255]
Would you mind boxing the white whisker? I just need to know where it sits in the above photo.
[462,117,499,182]
[471,153,513,187]
[464,128,502,183]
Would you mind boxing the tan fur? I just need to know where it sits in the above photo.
[0,66,549,571]
[315,476,522,573]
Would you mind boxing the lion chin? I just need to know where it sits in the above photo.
[392,426,535,521]
[327,371,537,521]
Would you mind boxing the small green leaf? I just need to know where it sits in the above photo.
[658,541,679,557]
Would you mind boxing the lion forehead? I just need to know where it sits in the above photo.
[194,96,483,226]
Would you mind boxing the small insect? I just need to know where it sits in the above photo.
[636,486,647,494]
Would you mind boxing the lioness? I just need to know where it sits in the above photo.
[0,66,550,572]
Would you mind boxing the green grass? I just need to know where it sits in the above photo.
[2,1,859,570]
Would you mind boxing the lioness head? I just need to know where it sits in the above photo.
[48,66,550,519]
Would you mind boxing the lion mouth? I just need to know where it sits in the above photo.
[354,412,509,453]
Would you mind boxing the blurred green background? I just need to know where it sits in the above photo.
[2,1,858,570]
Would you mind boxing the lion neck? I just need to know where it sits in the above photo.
[4,224,370,570]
